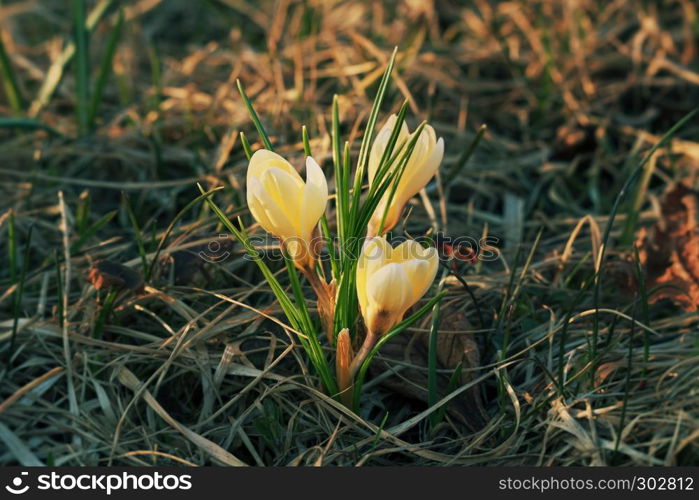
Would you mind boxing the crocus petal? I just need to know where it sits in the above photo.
[356,236,391,315]
[391,239,428,263]
[401,259,431,304]
[300,156,328,238]
[368,114,410,185]
[398,132,443,203]
[246,178,277,236]
[366,262,412,315]
[402,250,438,304]
[247,149,302,185]
[251,173,299,239]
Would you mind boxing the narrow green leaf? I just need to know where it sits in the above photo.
[302,125,311,156]
[122,193,148,273]
[443,124,487,187]
[72,0,90,135]
[88,8,124,127]
[0,32,24,112]
[239,131,253,160]
[31,0,112,116]
[353,290,446,409]
[0,118,63,137]
[236,79,273,150]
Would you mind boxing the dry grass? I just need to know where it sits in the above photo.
[1,0,698,466]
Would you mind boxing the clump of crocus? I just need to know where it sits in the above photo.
[367,115,444,236]
[216,57,453,410]
[351,236,439,375]
[246,149,335,341]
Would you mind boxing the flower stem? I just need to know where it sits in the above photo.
[349,329,378,378]
[302,266,336,344]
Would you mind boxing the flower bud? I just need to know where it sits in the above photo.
[335,328,354,407]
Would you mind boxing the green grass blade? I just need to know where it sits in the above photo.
[0,32,24,112]
[592,107,699,364]
[88,8,124,127]
[122,192,148,273]
[352,290,446,409]
[70,209,117,254]
[6,224,32,372]
[239,131,253,160]
[236,79,273,150]
[633,245,650,379]
[427,271,447,427]
[0,118,64,137]
[72,0,91,136]
[93,288,117,339]
[443,124,487,187]
[612,305,637,464]
[348,48,397,221]
[331,95,347,241]
[31,0,112,116]
[7,211,17,285]
[302,125,312,156]
[146,187,231,282]
[54,250,64,329]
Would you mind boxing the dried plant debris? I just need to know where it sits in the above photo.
[368,304,487,430]
[87,260,143,292]
[167,237,235,285]
[637,183,699,311]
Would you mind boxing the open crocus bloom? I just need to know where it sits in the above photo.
[367,114,444,236]
[356,236,439,335]
[246,149,328,268]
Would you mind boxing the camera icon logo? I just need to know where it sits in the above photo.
[198,234,231,263]
[5,472,29,495]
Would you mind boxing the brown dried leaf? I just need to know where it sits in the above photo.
[168,236,234,285]
[368,304,486,430]
[637,183,699,311]
[87,260,143,292]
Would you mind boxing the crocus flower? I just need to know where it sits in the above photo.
[356,236,439,336]
[246,149,328,269]
[367,115,444,236]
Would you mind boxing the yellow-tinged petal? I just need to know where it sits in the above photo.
[247,149,301,184]
[356,236,391,315]
[300,156,328,238]
[399,136,443,203]
[248,177,297,239]
[404,255,439,304]
[245,150,330,268]
[390,239,424,263]
[367,120,444,236]
[368,114,410,185]
[247,182,272,232]
[261,167,305,231]
[356,237,439,335]
[365,262,412,332]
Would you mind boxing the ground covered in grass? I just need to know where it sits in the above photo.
[1,0,698,466]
